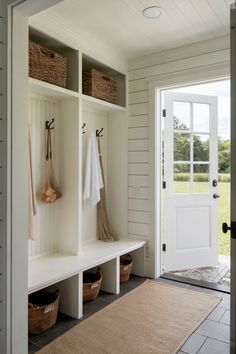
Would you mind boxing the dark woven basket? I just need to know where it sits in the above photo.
[83,268,102,303]
[28,290,60,335]
[120,255,133,283]
[29,40,66,88]
[83,68,117,104]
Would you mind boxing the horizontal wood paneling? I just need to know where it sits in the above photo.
[128,103,148,116]
[128,139,149,152]
[0,0,3,18]
[0,44,2,67]
[128,115,148,128]
[0,274,3,299]
[128,186,149,200]
[128,222,149,236]
[128,151,149,163]
[128,210,150,224]
[128,79,148,93]
[129,90,148,104]
[0,118,4,140]
[0,95,3,117]
[129,35,230,71]
[0,18,3,43]
[128,127,148,140]
[0,246,2,274]
[128,175,150,188]
[0,194,2,220]
[0,167,3,193]
[0,70,3,94]
[129,49,230,81]
[0,218,3,246]
[0,141,3,166]
[128,163,149,175]
[128,199,149,212]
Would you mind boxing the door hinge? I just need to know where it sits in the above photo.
[162,181,166,189]
[162,109,166,117]
[162,244,166,252]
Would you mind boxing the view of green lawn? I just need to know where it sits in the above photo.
[173,180,230,256]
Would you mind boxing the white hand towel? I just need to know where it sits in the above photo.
[83,132,103,206]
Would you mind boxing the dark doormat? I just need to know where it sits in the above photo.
[162,264,230,294]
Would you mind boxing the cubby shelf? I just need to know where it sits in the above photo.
[82,93,126,112]
[28,239,146,294]
[29,77,79,99]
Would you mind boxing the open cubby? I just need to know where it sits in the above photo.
[82,54,126,108]
[29,27,79,93]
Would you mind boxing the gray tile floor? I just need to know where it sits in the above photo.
[29,276,230,354]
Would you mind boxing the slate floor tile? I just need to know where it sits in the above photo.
[207,307,225,322]
[198,338,230,354]
[181,333,206,354]
[220,310,230,325]
[196,319,230,343]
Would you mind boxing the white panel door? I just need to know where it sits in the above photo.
[163,92,218,272]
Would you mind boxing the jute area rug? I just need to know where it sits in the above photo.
[38,280,221,354]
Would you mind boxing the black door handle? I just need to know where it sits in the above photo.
[222,222,231,234]
[222,222,236,239]
[213,193,220,199]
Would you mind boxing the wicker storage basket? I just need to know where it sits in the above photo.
[83,68,117,104]
[29,40,66,88]
[83,268,102,303]
[120,255,133,283]
[28,290,60,335]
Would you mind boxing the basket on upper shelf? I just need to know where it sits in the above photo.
[29,40,67,88]
[83,68,117,104]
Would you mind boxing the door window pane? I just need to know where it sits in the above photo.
[174,133,190,161]
[173,164,190,193]
[193,164,209,193]
[193,103,210,133]
[193,134,209,161]
[173,101,190,130]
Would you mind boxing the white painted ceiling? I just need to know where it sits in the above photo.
[30,0,233,60]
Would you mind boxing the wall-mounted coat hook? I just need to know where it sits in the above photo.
[96,128,104,137]
[82,123,86,134]
[45,118,55,130]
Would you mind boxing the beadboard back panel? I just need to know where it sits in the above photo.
[82,108,107,244]
[28,95,59,257]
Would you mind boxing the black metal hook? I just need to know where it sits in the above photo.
[96,128,104,137]
[82,123,86,134]
[45,118,55,130]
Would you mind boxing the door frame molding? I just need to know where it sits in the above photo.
[148,63,230,279]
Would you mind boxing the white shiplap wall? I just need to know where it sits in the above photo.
[128,36,230,277]
[0,1,6,352]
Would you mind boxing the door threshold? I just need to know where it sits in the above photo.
[161,272,230,294]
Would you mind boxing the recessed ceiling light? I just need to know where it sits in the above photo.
[142,6,162,19]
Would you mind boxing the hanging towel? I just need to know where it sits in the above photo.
[83,132,104,207]
[28,124,37,240]
[97,138,118,242]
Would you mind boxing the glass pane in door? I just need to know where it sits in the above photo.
[174,133,190,161]
[193,164,210,193]
[193,103,210,133]
[173,101,191,130]
[193,134,209,161]
[173,164,191,193]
